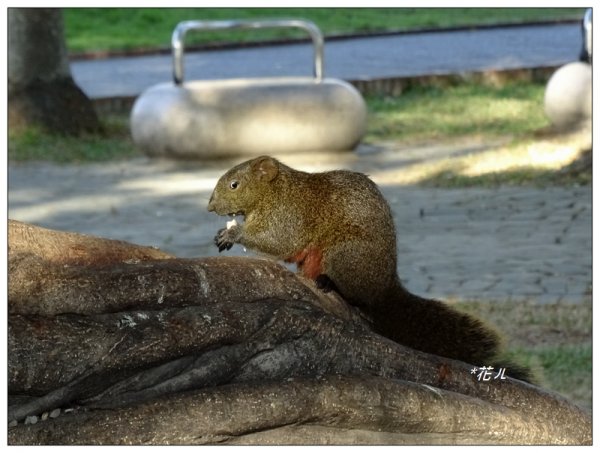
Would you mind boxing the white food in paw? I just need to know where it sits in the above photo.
[226,218,238,230]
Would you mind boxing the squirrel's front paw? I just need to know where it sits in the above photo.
[214,227,237,252]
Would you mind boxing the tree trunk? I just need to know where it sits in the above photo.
[8,8,101,135]
[7,220,592,445]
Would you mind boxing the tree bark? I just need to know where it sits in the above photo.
[8,8,101,135]
[8,376,571,445]
[7,220,592,445]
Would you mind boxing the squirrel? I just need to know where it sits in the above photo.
[207,155,532,381]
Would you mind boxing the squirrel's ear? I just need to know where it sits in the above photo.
[251,156,279,182]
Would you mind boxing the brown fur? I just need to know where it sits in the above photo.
[208,156,532,380]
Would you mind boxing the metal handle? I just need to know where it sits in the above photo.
[172,19,324,85]
[583,8,592,59]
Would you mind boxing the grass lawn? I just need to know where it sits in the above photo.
[8,115,137,164]
[63,7,585,54]
[366,82,549,143]
[364,81,591,187]
[459,300,592,410]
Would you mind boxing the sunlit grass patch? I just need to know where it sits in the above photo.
[364,82,590,187]
[365,82,549,143]
[418,132,591,187]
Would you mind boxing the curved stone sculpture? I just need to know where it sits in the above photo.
[131,77,367,158]
[544,62,591,132]
[131,19,367,159]
[545,11,592,132]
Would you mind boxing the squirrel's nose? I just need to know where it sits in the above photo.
[207,193,216,212]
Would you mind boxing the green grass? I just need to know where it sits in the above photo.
[365,82,549,143]
[458,300,591,409]
[534,344,592,405]
[506,344,592,409]
[63,8,585,53]
[8,115,138,163]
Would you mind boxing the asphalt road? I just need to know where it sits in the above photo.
[71,22,582,99]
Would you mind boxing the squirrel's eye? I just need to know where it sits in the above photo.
[229,180,239,190]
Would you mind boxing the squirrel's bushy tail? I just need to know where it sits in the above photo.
[367,285,534,382]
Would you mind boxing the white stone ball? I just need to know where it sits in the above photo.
[544,62,591,131]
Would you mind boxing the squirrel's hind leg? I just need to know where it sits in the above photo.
[314,274,340,293]
[321,240,399,308]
